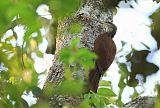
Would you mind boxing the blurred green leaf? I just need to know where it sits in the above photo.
[32,86,42,97]
[59,47,72,64]
[97,88,116,97]
[153,0,160,3]
[100,97,110,105]
[155,85,160,108]
[0,50,11,68]
[131,88,139,100]
[4,83,24,102]
[80,100,91,108]
[90,93,101,106]
[70,38,80,49]
[50,0,81,19]
[36,51,43,58]
[32,71,39,84]
[59,38,96,73]
[99,80,111,87]
[0,1,12,32]
[56,80,84,95]
[0,97,13,108]
[116,99,124,107]
[31,100,51,108]
[150,8,160,48]
[118,63,128,89]
[128,50,159,86]
[86,92,112,107]
[117,63,128,104]
[0,0,47,108]
[0,42,13,51]
[69,22,82,34]
[76,48,96,70]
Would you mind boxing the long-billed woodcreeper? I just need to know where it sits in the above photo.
[88,22,117,92]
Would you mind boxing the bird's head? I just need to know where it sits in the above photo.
[105,22,117,38]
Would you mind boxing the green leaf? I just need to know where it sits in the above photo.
[99,80,111,87]
[0,42,13,50]
[97,88,116,97]
[56,80,84,95]
[100,97,110,105]
[31,86,42,97]
[34,31,43,44]
[69,22,82,34]
[50,0,82,19]
[59,38,96,69]
[59,47,72,64]
[90,93,101,106]
[70,38,80,49]
[153,0,160,3]
[80,100,91,108]
[0,1,12,32]
[150,8,160,48]
[0,50,11,68]
[36,50,43,58]
[128,50,159,86]
[116,99,124,107]
[31,70,38,86]
[118,63,128,89]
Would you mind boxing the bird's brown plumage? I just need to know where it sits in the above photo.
[89,33,116,92]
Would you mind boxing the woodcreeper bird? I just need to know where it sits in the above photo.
[88,22,117,92]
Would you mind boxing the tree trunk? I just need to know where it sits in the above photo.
[43,0,116,107]
[41,1,159,108]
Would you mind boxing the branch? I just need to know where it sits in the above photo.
[123,96,156,108]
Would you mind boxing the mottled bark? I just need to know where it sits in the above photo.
[43,0,116,107]
[123,97,156,108]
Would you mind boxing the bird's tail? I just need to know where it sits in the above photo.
[88,63,102,93]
